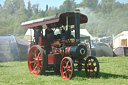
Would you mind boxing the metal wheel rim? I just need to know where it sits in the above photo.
[28,46,43,75]
[60,57,74,79]
[85,56,99,77]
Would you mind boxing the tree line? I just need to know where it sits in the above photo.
[0,0,128,37]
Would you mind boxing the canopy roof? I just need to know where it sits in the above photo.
[21,12,88,29]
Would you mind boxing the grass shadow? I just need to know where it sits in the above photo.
[0,65,10,67]
[98,72,128,79]
[40,70,128,79]
[43,71,61,76]
[74,71,128,79]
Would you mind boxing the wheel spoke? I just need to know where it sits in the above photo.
[85,56,99,78]
[94,65,97,68]
[92,59,95,63]
[33,63,36,68]
[39,58,42,61]
[28,46,46,75]
[33,49,37,56]
[33,65,37,72]
[66,60,70,66]
[92,69,96,74]
[67,69,72,72]
[37,66,41,73]
[32,53,37,60]
[63,71,67,74]
[29,61,35,64]
[88,59,91,63]
[67,65,71,68]
[91,60,94,65]
[31,70,35,74]
[38,54,42,61]
[86,65,91,69]
[35,50,38,57]
[60,57,74,79]
[38,62,42,67]
[31,52,35,57]
[37,52,41,57]
[63,66,66,68]
[64,60,67,65]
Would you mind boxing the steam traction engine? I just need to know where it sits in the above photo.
[21,10,99,79]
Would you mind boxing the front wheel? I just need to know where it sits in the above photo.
[85,56,99,77]
[60,57,74,79]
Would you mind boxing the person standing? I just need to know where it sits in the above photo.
[34,26,42,44]
[45,26,54,37]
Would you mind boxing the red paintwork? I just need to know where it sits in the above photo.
[48,54,54,64]
[22,11,99,79]
[54,54,62,64]
[28,46,42,75]
[48,54,62,65]
[38,36,42,45]
[51,39,61,47]
[38,36,51,47]
[42,37,51,47]
[52,48,57,54]
[21,12,88,29]
[22,18,59,28]
[85,56,98,77]
[60,57,73,79]
[65,46,71,56]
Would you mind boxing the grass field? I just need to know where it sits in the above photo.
[0,57,128,85]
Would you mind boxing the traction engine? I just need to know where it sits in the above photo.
[21,10,99,79]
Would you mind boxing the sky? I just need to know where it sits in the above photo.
[0,0,128,10]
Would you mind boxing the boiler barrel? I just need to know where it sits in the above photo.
[65,45,87,59]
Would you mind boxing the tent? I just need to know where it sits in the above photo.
[0,35,29,62]
[24,29,35,42]
[113,31,128,49]
[91,42,113,57]
[113,47,128,56]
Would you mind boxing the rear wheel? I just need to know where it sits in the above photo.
[28,45,47,75]
[85,56,99,77]
[60,57,74,79]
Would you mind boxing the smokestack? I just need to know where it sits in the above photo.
[75,9,80,43]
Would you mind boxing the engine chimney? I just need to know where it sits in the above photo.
[75,9,80,43]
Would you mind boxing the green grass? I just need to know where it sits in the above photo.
[0,57,128,85]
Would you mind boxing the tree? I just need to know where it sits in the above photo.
[59,0,72,13]
[46,5,48,11]
[27,1,32,18]
[80,0,98,10]
[32,4,39,14]
[0,0,128,37]
[66,0,72,11]
[70,0,76,11]
[101,0,116,13]
[3,0,15,15]
[0,0,27,35]
[0,4,2,9]
[45,7,58,16]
